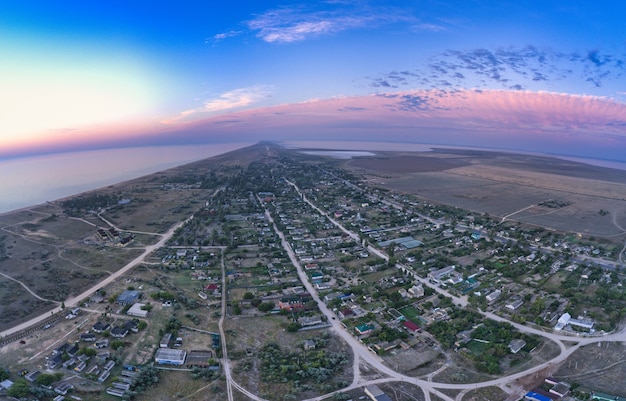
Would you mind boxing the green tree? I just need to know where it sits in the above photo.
[285,322,302,332]
[7,378,30,398]
[35,372,64,386]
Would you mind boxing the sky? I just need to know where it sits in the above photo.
[2,0,626,161]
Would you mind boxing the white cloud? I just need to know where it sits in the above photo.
[246,6,412,43]
[162,85,273,124]
[208,30,243,44]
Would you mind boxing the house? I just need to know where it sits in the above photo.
[116,290,141,305]
[98,370,111,383]
[508,339,526,354]
[486,289,501,303]
[505,299,524,311]
[338,308,355,319]
[110,326,128,338]
[160,333,172,348]
[428,266,456,283]
[365,384,393,401]
[86,365,100,376]
[67,344,79,357]
[24,370,41,383]
[355,324,375,335]
[549,382,570,398]
[124,320,139,333]
[524,391,552,401]
[47,354,63,369]
[80,333,96,342]
[0,380,13,391]
[95,339,109,349]
[103,360,116,371]
[403,320,420,333]
[278,293,311,311]
[398,288,408,298]
[106,387,127,398]
[92,321,111,333]
[408,284,424,298]
[54,381,74,395]
[303,340,316,350]
[74,361,87,372]
[52,342,71,356]
[126,303,148,318]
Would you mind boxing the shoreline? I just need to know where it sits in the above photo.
[0,143,252,215]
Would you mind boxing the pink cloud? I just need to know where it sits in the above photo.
[182,90,626,137]
[164,89,626,160]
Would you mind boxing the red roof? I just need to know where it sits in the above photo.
[205,283,219,291]
[403,320,420,332]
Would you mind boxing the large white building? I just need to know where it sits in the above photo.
[155,349,187,365]
[554,312,594,331]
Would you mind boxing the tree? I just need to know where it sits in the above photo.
[36,372,64,386]
[258,302,274,312]
[7,378,30,398]
[285,322,301,332]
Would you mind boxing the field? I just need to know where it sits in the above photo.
[553,341,626,396]
[0,145,264,333]
[347,150,626,238]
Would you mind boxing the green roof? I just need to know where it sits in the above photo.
[593,392,626,401]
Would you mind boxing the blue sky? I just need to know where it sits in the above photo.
[2,0,626,160]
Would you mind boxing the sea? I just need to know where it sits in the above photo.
[0,143,251,214]
[2,140,626,215]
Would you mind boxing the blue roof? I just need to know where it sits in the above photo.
[525,392,552,401]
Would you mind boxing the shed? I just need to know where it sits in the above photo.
[126,303,148,318]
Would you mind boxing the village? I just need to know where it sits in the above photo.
[1,145,625,401]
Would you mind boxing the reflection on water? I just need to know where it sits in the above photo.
[0,143,249,214]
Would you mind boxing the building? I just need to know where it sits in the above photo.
[355,324,375,335]
[554,312,595,331]
[126,303,148,318]
[505,299,524,311]
[403,320,420,333]
[508,339,526,354]
[93,321,111,333]
[111,326,129,338]
[80,333,96,342]
[428,266,456,282]
[549,382,570,398]
[155,348,187,365]
[592,392,626,401]
[116,290,141,305]
[524,391,552,401]
[408,284,424,298]
[486,289,501,303]
[0,380,13,391]
[365,384,393,401]
[160,333,172,348]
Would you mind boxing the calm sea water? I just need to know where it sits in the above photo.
[0,143,251,214]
